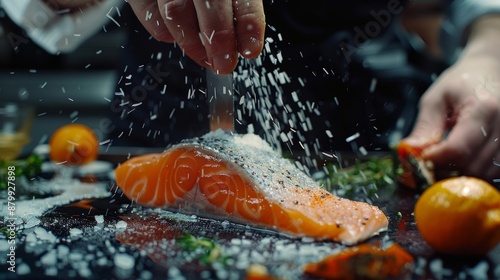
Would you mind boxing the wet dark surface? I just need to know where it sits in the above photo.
[1,154,499,280]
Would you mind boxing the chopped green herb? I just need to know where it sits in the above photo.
[0,154,43,190]
[316,157,402,198]
[176,232,231,266]
[0,227,15,238]
[396,211,403,221]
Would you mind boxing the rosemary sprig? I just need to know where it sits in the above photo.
[316,157,402,197]
[0,154,43,190]
[176,232,231,266]
[0,227,10,237]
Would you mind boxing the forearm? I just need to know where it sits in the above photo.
[463,15,500,58]
[440,0,500,63]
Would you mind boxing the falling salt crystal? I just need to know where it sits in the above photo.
[359,146,367,156]
[279,132,288,142]
[106,7,120,26]
[325,130,333,138]
[69,228,83,237]
[221,220,230,228]
[346,132,360,142]
[94,215,104,224]
[369,78,378,93]
[115,220,128,229]
[481,126,487,137]
[145,10,152,20]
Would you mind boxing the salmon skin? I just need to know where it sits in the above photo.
[115,131,388,245]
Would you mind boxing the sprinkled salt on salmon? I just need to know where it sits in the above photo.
[115,131,388,245]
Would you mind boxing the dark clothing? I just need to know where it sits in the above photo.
[108,0,434,155]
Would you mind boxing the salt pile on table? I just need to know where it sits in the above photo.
[94,215,104,224]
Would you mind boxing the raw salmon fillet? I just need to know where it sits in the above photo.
[115,131,388,244]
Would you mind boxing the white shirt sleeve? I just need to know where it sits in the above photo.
[441,0,500,63]
[0,0,123,54]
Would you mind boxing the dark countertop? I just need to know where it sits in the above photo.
[1,152,499,280]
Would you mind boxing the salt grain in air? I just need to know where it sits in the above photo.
[346,132,360,142]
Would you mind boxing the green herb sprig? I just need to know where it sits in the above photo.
[316,157,402,197]
[176,232,231,266]
[0,154,43,190]
[0,227,10,237]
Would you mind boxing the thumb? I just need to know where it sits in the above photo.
[402,92,448,148]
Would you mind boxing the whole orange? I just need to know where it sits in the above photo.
[49,124,99,165]
[414,176,500,256]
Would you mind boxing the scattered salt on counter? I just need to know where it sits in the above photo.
[40,249,57,266]
[429,259,442,276]
[23,215,41,229]
[140,270,153,279]
[115,220,128,229]
[230,238,241,245]
[45,266,58,276]
[78,267,92,278]
[57,245,70,258]
[69,228,83,237]
[0,181,109,222]
[34,227,57,243]
[0,239,9,252]
[468,260,489,279]
[114,253,135,270]
[94,215,104,224]
[97,257,109,266]
[168,266,184,279]
[17,263,31,275]
[25,232,37,245]
[221,220,230,228]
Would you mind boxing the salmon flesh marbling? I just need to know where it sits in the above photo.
[114,131,388,245]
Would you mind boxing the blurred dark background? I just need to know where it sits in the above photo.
[0,0,448,158]
[0,6,125,155]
